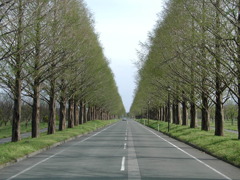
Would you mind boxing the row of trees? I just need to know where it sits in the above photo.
[130,0,240,139]
[0,0,125,142]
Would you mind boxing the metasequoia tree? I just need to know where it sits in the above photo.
[130,0,240,139]
[23,0,55,138]
[0,0,30,142]
[0,0,125,141]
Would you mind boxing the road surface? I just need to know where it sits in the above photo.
[0,119,239,180]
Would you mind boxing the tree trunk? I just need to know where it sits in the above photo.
[164,106,167,122]
[190,102,196,128]
[12,78,21,142]
[12,0,23,142]
[172,104,176,124]
[83,103,87,123]
[100,109,102,120]
[87,106,91,121]
[91,107,94,120]
[190,17,196,129]
[182,98,188,126]
[95,107,98,120]
[159,107,162,121]
[237,0,240,140]
[74,99,79,126]
[59,95,66,131]
[215,91,223,135]
[68,98,74,128]
[162,106,165,122]
[93,106,96,120]
[176,101,181,125]
[199,0,210,132]
[48,81,56,134]
[89,106,92,121]
[32,83,40,137]
[214,0,224,136]
[167,101,171,124]
[201,93,210,131]
[32,0,41,138]
[79,101,83,124]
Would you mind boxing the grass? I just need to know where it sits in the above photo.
[196,119,238,131]
[211,121,238,131]
[0,122,48,139]
[137,119,240,167]
[0,119,117,166]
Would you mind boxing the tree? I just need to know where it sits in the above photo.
[130,0,240,139]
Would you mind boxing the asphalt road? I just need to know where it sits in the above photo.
[0,119,240,180]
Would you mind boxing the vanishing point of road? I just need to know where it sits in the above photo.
[0,119,240,180]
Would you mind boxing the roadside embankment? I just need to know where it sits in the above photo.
[136,119,240,168]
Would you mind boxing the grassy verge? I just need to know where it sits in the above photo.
[137,119,240,167]
[0,122,48,139]
[0,119,117,166]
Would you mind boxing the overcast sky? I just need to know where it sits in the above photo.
[84,0,166,112]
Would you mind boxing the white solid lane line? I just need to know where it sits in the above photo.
[6,123,117,180]
[124,143,127,149]
[121,156,125,171]
[139,123,232,180]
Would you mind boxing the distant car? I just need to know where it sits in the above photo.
[122,118,127,121]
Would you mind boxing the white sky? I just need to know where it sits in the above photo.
[84,0,166,112]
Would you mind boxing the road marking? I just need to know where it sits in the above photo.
[6,123,117,180]
[128,129,141,179]
[121,156,125,171]
[125,137,127,141]
[124,143,127,149]
[139,123,232,180]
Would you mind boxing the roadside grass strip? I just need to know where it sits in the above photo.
[0,120,117,166]
[137,119,240,167]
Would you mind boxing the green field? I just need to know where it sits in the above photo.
[137,119,240,167]
[0,120,117,166]
[211,121,238,131]
[0,122,49,139]
[195,120,238,131]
